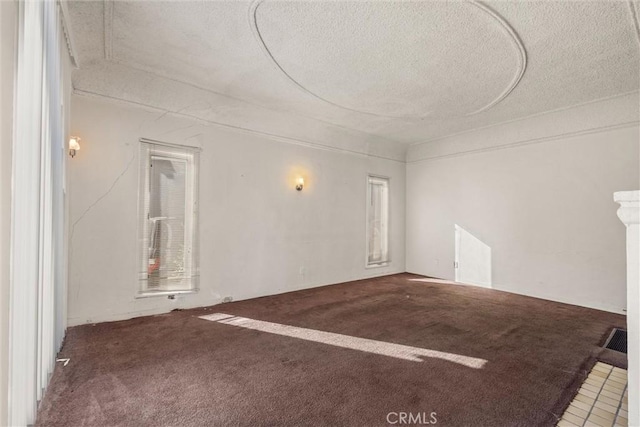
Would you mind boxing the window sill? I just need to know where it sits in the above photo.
[366,262,390,269]
[135,289,199,299]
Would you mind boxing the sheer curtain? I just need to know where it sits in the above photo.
[367,176,389,265]
[9,1,68,424]
[138,140,200,295]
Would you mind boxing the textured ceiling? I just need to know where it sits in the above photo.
[67,0,640,152]
[252,1,525,118]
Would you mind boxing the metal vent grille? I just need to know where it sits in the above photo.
[604,328,627,354]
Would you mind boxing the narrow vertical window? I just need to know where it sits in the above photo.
[367,175,390,266]
[138,141,199,295]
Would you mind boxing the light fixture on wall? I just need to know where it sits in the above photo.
[68,136,81,158]
[296,177,304,191]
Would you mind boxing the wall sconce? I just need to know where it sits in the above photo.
[296,177,304,191]
[68,136,81,158]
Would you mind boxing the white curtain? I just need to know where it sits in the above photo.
[9,0,67,425]
[367,176,389,265]
[138,141,200,295]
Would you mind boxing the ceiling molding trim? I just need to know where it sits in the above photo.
[58,1,78,68]
[73,89,407,163]
[464,2,527,116]
[249,0,526,119]
[407,121,639,164]
[410,90,640,147]
[103,0,113,60]
[104,57,403,146]
[629,1,640,46]
[248,0,394,118]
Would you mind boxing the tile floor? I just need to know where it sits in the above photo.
[557,361,628,427]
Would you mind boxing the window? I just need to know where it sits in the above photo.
[137,140,199,295]
[366,175,390,266]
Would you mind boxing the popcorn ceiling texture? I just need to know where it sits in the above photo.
[252,1,525,118]
[66,0,640,154]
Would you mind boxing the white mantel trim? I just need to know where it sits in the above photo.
[615,190,640,225]
[614,189,639,427]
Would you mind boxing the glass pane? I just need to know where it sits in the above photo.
[368,183,383,263]
[147,156,187,289]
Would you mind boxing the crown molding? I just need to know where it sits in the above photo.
[407,120,639,164]
[407,91,640,163]
[73,89,407,163]
[58,0,78,68]
[410,90,640,148]
[106,57,402,147]
[629,1,640,46]
[464,1,527,116]
[103,0,113,60]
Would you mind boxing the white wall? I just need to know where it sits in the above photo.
[407,94,639,313]
[67,95,406,326]
[0,1,16,425]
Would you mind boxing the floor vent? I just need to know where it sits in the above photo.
[604,328,627,354]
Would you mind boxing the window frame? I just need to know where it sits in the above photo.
[136,139,200,298]
[365,174,391,268]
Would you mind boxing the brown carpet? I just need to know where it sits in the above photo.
[36,273,625,426]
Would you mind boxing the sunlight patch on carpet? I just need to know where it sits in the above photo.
[199,313,487,369]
